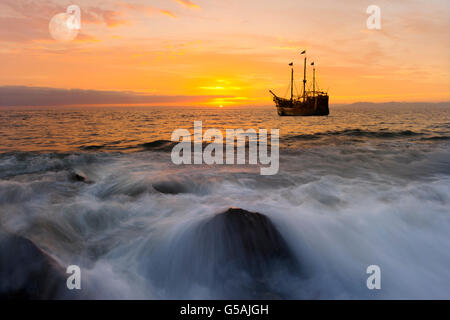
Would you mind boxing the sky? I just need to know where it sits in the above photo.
[0,0,449,106]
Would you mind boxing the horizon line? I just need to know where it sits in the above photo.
[0,85,449,107]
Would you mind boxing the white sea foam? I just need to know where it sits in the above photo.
[0,141,449,299]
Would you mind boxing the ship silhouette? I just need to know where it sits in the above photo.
[270,51,329,116]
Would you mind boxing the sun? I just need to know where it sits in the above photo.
[219,105,223,108]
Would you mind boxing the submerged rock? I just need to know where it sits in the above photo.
[70,172,86,182]
[0,230,77,300]
[152,176,211,196]
[201,208,297,276]
[152,180,188,195]
[143,208,300,299]
[69,171,93,184]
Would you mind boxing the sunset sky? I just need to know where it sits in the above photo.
[0,0,449,106]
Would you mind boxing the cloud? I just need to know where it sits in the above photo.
[0,0,60,42]
[83,7,128,27]
[0,0,127,42]
[175,0,200,9]
[123,3,179,19]
[0,86,232,107]
[160,10,177,19]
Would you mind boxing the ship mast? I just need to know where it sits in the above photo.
[312,61,318,110]
[312,63,315,98]
[301,50,307,102]
[303,57,307,102]
[288,62,294,103]
[291,66,294,103]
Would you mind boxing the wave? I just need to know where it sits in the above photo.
[79,145,105,151]
[0,152,110,179]
[421,136,450,141]
[139,140,177,151]
[115,130,429,154]
[1,140,449,299]
[79,140,178,152]
[287,129,424,141]
[79,140,134,152]
[9,129,444,157]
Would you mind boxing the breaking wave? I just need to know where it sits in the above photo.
[71,129,448,154]
[0,140,449,299]
[0,104,449,299]
[286,129,424,141]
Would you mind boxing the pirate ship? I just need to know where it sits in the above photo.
[270,51,329,116]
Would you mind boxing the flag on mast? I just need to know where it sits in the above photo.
[300,50,306,54]
[289,62,293,66]
[311,62,314,66]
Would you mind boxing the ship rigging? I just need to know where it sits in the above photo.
[270,50,329,116]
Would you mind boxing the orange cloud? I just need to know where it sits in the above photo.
[123,3,169,18]
[175,0,200,9]
[84,7,127,27]
[160,10,177,18]
[73,33,101,43]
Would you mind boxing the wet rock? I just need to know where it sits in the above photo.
[69,172,93,184]
[200,208,298,276]
[70,173,86,182]
[152,181,188,195]
[0,230,77,300]
[144,208,299,299]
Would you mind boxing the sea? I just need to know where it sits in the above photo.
[0,102,449,299]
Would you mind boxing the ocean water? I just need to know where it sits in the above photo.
[0,103,449,299]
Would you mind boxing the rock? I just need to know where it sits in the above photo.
[199,208,297,276]
[69,171,93,184]
[143,208,299,299]
[70,173,86,182]
[152,181,188,195]
[0,230,77,299]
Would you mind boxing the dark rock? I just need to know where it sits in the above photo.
[152,181,188,195]
[70,173,86,182]
[69,172,93,184]
[0,230,78,300]
[200,208,298,276]
[143,208,299,299]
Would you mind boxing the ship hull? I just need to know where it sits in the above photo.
[274,95,329,116]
